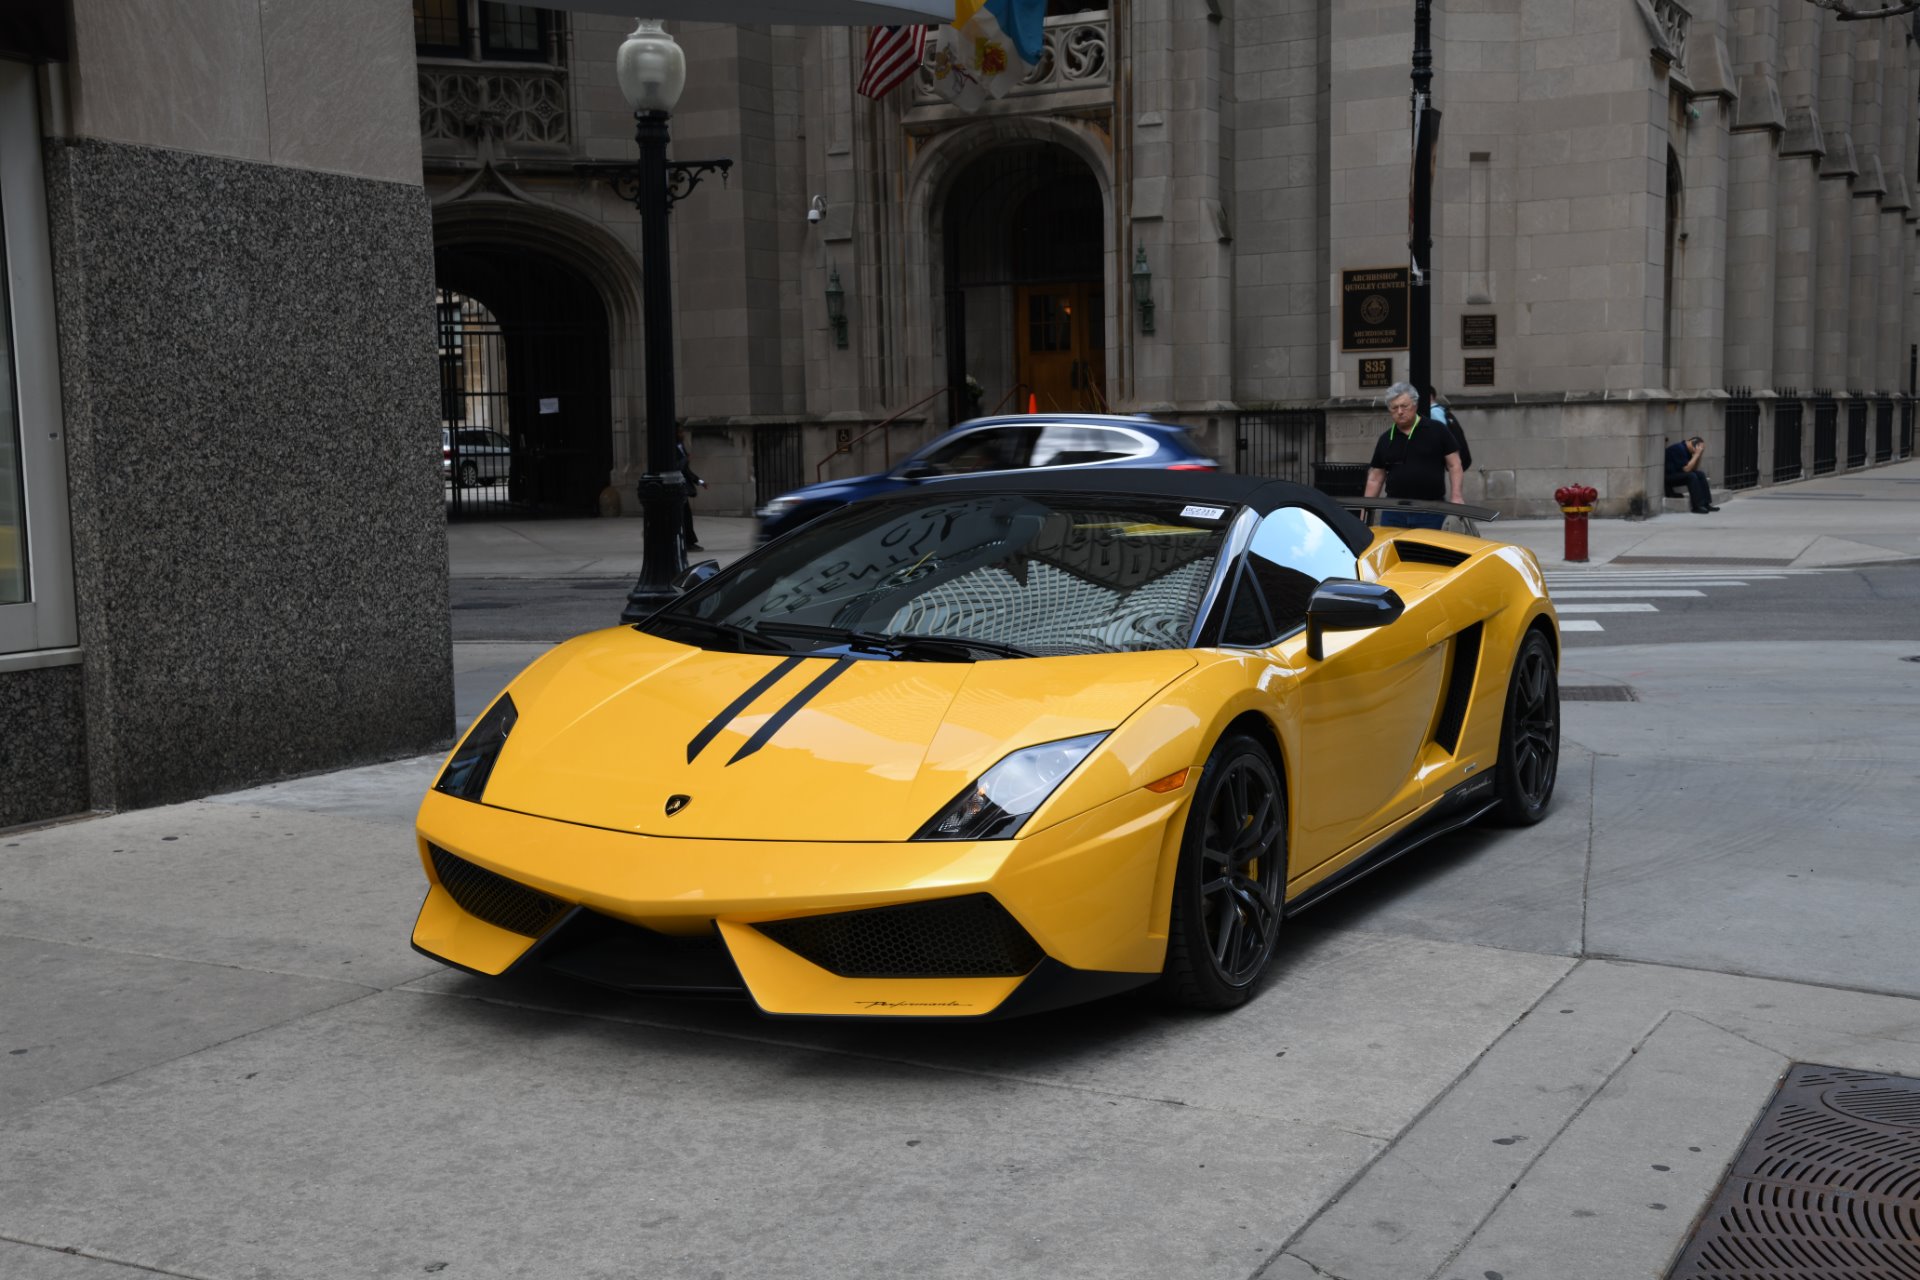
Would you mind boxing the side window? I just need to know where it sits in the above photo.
[1219,565,1272,646]
[921,427,1033,475]
[1221,508,1356,646]
[1030,425,1148,468]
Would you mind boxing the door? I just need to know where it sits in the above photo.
[1291,605,1449,872]
[1016,283,1105,412]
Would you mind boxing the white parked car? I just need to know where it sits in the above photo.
[442,427,511,488]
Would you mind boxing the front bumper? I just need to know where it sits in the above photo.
[411,784,1185,1019]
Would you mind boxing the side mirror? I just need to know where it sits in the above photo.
[673,559,722,592]
[1305,579,1405,660]
[897,460,938,481]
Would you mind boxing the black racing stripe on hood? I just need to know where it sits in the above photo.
[686,655,805,763]
[727,658,857,766]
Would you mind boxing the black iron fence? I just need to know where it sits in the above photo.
[1237,409,1325,485]
[1813,396,1838,475]
[1903,399,1915,458]
[1875,398,1894,463]
[1846,399,1868,469]
[1723,393,1760,490]
[752,424,806,509]
[1772,399,1803,483]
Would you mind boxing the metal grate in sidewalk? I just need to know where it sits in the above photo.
[1560,685,1637,702]
[1666,1063,1920,1278]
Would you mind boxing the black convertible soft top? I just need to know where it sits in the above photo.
[894,468,1376,557]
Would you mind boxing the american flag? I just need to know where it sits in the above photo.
[856,24,929,100]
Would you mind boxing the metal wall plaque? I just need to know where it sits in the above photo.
[1464,357,1496,386]
[1461,314,1497,348]
[1358,358,1393,389]
[1340,267,1409,351]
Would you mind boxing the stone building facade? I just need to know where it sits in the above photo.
[421,0,1918,523]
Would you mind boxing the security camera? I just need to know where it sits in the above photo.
[808,195,826,225]
[808,207,823,224]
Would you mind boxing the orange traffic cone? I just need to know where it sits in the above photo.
[1028,392,1038,414]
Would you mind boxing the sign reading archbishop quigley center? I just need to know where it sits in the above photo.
[1340,267,1409,352]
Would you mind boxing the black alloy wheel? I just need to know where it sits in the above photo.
[1491,629,1559,825]
[1159,734,1288,1009]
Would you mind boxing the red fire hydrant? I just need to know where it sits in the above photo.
[1554,484,1598,562]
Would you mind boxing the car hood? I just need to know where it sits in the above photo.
[476,629,1194,841]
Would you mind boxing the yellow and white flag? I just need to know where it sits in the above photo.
[927,0,1045,111]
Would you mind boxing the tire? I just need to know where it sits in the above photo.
[1158,734,1288,1010]
[459,461,479,489]
[1490,629,1559,826]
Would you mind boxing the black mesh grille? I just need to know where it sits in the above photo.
[1395,541,1470,568]
[756,894,1044,978]
[429,845,570,938]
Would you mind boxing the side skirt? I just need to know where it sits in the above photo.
[1283,776,1499,916]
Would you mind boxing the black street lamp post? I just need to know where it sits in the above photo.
[613,20,732,624]
[1409,0,1439,421]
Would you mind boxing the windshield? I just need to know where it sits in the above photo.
[649,493,1234,659]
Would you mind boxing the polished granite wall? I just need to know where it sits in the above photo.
[43,138,451,811]
[0,664,90,828]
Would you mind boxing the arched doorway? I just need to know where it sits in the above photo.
[943,143,1106,418]
[434,245,612,518]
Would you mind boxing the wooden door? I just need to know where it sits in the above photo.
[1016,284,1106,413]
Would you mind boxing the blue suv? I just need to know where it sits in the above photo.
[757,414,1218,543]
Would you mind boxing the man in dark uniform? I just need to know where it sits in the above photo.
[1364,381,1463,529]
[1664,436,1718,513]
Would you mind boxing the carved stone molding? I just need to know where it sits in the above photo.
[420,63,570,154]
[1637,0,1691,71]
[1780,105,1826,156]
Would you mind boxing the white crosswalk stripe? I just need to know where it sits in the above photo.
[1551,602,1658,612]
[1551,589,1706,599]
[1539,565,1832,633]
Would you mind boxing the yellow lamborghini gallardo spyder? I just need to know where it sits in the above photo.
[413,471,1558,1019]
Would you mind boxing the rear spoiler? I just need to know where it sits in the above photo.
[1334,496,1500,538]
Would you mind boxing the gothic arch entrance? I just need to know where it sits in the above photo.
[434,244,612,518]
[942,143,1106,419]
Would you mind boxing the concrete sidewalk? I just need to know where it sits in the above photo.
[2,463,1917,1279]
[445,458,1920,580]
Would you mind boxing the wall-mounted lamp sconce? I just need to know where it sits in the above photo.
[825,266,848,349]
[1132,246,1155,335]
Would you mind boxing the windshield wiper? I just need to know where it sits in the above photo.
[884,632,1034,660]
[755,621,1031,661]
[642,615,788,653]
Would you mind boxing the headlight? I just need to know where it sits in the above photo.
[758,495,805,519]
[435,693,517,803]
[914,732,1108,841]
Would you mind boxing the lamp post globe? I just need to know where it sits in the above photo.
[617,20,685,114]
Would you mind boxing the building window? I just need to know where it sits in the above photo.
[413,0,464,54]
[413,0,559,63]
[480,4,547,59]
[0,59,77,656]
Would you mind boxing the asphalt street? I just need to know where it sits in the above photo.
[4,460,1919,1280]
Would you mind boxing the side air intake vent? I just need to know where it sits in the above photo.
[1432,623,1484,752]
[757,894,1044,978]
[429,845,571,938]
[1396,541,1471,568]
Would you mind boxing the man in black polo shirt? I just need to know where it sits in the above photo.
[1364,381,1463,529]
